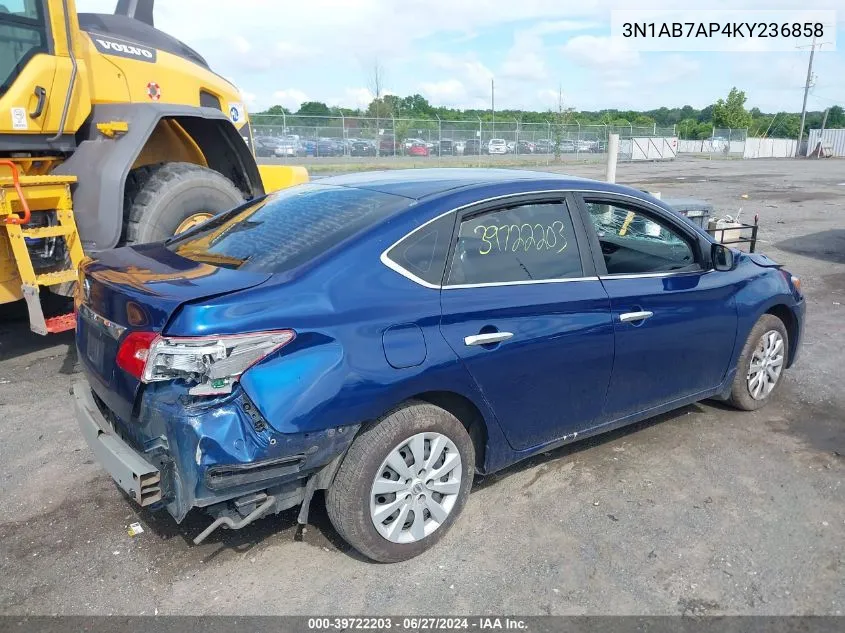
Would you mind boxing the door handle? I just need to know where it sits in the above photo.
[30,86,46,119]
[464,331,513,346]
[619,310,654,323]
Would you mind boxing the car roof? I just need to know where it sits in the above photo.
[317,168,612,200]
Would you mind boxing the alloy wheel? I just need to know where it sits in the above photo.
[747,330,785,400]
[369,432,462,544]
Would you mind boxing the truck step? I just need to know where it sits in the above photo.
[21,225,74,239]
[35,269,77,286]
[45,313,76,334]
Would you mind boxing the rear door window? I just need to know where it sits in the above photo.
[446,201,583,286]
[167,184,413,273]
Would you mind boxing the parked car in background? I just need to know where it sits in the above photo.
[506,141,534,154]
[534,139,553,154]
[518,140,535,154]
[455,140,466,155]
[300,139,316,156]
[350,139,377,157]
[316,138,344,157]
[75,169,805,563]
[379,137,399,156]
[488,139,507,155]
[408,141,429,156]
[254,136,285,158]
[560,139,576,153]
[576,140,594,153]
[463,139,481,155]
[404,138,424,151]
[274,140,305,158]
[438,139,456,156]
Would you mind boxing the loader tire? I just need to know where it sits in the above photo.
[123,162,244,244]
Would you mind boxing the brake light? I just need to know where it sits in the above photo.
[116,331,159,380]
[116,330,295,395]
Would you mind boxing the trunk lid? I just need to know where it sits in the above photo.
[82,242,271,329]
[77,243,270,421]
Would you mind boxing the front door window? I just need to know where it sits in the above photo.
[583,201,699,275]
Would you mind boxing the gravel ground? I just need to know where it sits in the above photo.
[0,157,842,616]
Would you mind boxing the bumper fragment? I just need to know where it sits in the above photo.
[74,381,162,507]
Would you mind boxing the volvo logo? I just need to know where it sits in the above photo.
[91,35,157,62]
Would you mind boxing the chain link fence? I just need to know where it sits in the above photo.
[677,128,748,158]
[251,114,678,163]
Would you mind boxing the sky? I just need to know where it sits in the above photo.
[76,1,845,115]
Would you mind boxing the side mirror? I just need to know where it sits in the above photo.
[711,243,734,271]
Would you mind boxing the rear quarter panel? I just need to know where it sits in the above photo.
[163,199,511,469]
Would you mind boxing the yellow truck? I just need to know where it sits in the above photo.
[0,0,306,334]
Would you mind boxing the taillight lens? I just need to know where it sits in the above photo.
[116,330,295,395]
[116,331,159,380]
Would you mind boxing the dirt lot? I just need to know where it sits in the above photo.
[0,157,842,616]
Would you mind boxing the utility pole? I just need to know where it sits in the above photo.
[798,38,816,153]
[491,78,495,138]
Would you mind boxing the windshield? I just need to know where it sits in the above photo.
[167,184,414,274]
[0,0,48,98]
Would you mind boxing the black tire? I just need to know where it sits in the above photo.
[123,162,243,244]
[728,314,789,411]
[326,402,475,563]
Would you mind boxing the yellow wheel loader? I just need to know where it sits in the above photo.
[0,0,307,334]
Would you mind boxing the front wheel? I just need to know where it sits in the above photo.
[326,402,475,562]
[728,314,789,411]
[123,162,244,244]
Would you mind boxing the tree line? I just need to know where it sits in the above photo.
[256,87,844,140]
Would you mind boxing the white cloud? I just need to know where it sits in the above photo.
[75,0,845,113]
[501,34,548,82]
[536,88,565,108]
[422,53,495,107]
[271,89,308,111]
[501,51,548,81]
[562,35,640,69]
[500,20,596,83]
[645,55,700,86]
[419,79,465,102]
[339,88,374,109]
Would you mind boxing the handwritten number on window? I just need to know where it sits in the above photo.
[472,221,568,255]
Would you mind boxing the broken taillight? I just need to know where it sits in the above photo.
[116,330,295,395]
[116,331,158,380]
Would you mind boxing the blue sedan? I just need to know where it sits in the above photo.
[73,169,804,562]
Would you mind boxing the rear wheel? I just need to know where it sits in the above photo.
[326,402,474,562]
[728,314,788,411]
[123,162,243,244]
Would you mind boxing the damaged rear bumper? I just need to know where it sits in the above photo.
[74,384,162,507]
[73,378,360,538]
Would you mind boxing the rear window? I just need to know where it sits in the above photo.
[167,184,412,273]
